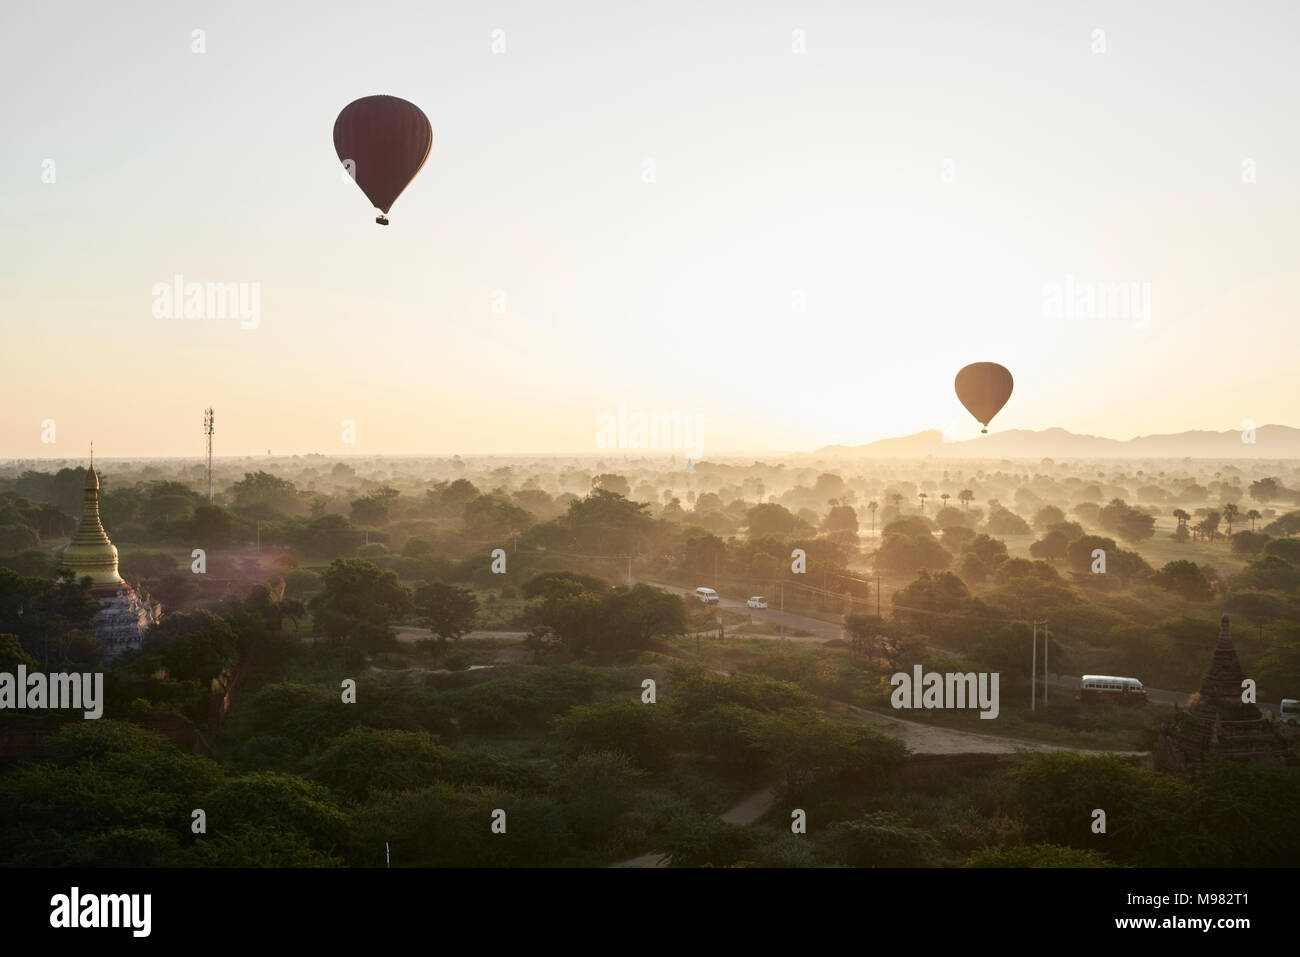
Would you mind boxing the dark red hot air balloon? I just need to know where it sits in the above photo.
[955,362,1014,434]
[334,95,432,225]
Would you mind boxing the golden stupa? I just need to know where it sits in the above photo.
[61,462,124,587]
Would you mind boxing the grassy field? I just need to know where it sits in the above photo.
[1132,518,1250,576]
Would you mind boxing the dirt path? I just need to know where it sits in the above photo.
[392,626,530,644]
[608,784,777,869]
[828,699,1146,756]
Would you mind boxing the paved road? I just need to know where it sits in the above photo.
[641,579,844,643]
[643,580,1285,717]
[1047,673,1281,717]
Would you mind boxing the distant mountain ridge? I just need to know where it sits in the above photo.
[816,425,1300,459]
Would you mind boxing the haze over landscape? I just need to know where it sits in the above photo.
[2,0,1299,902]
[4,1,1300,457]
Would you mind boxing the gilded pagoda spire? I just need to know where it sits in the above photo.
[62,452,123,587]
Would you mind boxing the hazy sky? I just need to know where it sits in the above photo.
[2,0,1297,458]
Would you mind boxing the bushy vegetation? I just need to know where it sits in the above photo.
[2,456,1298,867]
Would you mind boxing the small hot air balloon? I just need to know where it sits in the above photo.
[955,362,1014,434]
[333,95,433,225]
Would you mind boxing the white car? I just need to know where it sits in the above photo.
[746,596,767,609]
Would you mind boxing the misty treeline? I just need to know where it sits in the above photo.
[3,453,1300,693]
[1,455,1298,867]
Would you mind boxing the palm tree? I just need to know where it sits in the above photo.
[940,493,950,510]
[1223,502,1240,537]
[867,500,878,534]
[1172,508,1189,528]
[958,489,974,511]
[918,492,928,514]
[1246,508,1261,532]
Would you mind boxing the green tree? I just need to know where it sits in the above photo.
[463,494,534,539]
[1231,556,1300,593]
[1257,622,1300,699]
[311,728,451,802]
[1149,560,1214,602]
[1031,505,1066,532]
[1231,530,1270,556]
[230,471,301,518]
[190,504,238,548]
[827,811,941,866]
[203,773,349,852]
[986,508,1031,536]
[413,581,479,642]
[965,844,1114,867]
[350,487,399,527]
[746,502,804,538]
[660,814,756,867]
[1264,538,1300,564]
[144,610,240,684]
[1029,528,1069,562]
[963,533,1009,569]
[309,559,412,639]
[591,473,631,497]
[552,698,676,771]
[0,633,37,671]
[874,519,951,575]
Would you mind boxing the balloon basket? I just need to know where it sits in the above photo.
[375,215,389,226]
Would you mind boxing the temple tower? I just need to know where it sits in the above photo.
[1155,615,1297,772]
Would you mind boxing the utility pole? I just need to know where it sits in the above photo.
[1031,621,1038,712]
[875,574,881,619]
[1031,619,1049,710]
[780,581,785,641]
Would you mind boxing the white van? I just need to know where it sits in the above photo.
[695,587,719,604]
[1280,699,1299,726]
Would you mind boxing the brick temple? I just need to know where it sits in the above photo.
[1154,615,1296,773]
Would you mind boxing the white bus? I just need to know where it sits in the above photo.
[1280,699,1299,726]
[1080,675,1148,705]
[694,586,719,604]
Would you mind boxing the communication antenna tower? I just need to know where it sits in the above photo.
[204,408,215,502]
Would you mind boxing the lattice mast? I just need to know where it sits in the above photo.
[204,408,214,502]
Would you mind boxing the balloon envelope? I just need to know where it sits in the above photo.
[954,362,1014,433]
[334,95,432,217]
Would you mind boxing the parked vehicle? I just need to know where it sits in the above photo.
[746,596,767,609]
[1280,699,1299,726]
[694,586,719,604]
[1079,675,1148,705]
